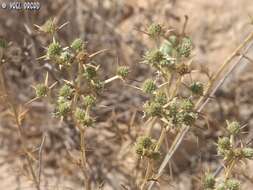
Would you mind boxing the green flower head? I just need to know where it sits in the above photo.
[71,38,85,52]
[47,42,62,59]
[35,84,48,98]
[142,79,157,94]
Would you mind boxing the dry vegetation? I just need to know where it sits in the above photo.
[1,0,253,190]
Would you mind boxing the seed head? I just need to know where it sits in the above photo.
[74,108,95,127]
[91,79,104,92]
[242,147,253,159]
[71,38,85,52]
[60,51,72,64]
[190,82,204,96]
[142,79,157,94]
[35,84,48,98]
[217,137,231,150]
[83,95,96,107]
[227,121,240,135]
[116,66,129,79]
[47,42,62,59]
[137,136,153,149]
[144,49,164,66]
[55,98,71,117]
[84,66,97,80]
[225,179,240,190]
[154,91,167,105]
[181,112,197,126]
[40,18,57,34]
[147,23,164,39]
[59,84,74,99]
[180,99,194,112]
[203,173,215,190]
[144,101,163,117]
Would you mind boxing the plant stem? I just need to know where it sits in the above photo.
[140,159,152,190]
[80,129,91,190]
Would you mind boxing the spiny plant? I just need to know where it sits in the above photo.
[1,17,253,190]
[133,22,201,189]
[202,121,253,190]
[133,21,253,190]
[27,18,129,190]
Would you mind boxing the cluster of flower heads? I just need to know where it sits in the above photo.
[134,23,202,162]
[203,121,253,190]
[203,173,240,190]
[217,121,253,162]
[33,19,129,128]
[144,26,193,74]
[135,136,160,160]
[143,90,198,128]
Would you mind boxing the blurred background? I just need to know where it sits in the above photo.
[1,0,253,189]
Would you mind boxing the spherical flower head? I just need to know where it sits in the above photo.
[181,112,197,126]
[144,49,164,66]
[71,38,85,52]
[142,79,157,94]
[177,37,193,57]
[227,121,240,135]
[154,91,167,105]
[55,97,71,117]
[180,99,194,112]
[116,66,129,79]
[84,66,97,80]
[203,173,215,190]
[137,136,153,149]
[225,179,240,190]
[217,137,231,150]
[147,23,164,39]
[60,51,72,64]
[144,101,163,117]
[41,18,57,34]
[83,95,96,107]
[35,84,48,98]
[190,82,204,96]
[74,108,86,121]
[91,79,104,92]
[167,98,180,116]
[47,42,62,59]
[242,147,253,159]
[59,84,74,99]
[74,108,94,127]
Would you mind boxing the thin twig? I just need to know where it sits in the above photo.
[38,134,46,188]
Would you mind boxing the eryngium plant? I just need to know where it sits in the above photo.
[134,21,253,190]
[202,121,253,190]
[29,18,129,190]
